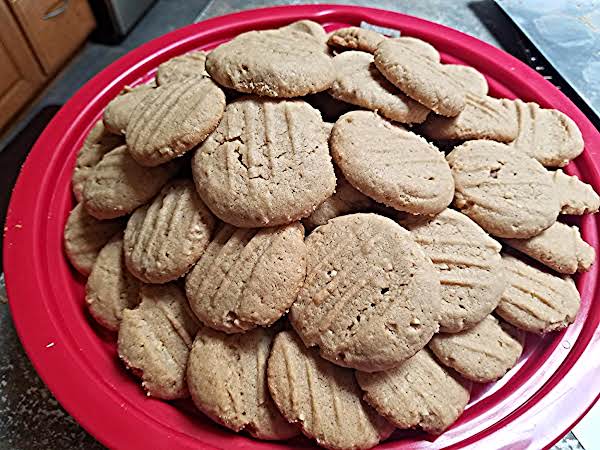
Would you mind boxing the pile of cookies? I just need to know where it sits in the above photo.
[63,20,599,449]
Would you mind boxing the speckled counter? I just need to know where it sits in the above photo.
[0,0,587,448]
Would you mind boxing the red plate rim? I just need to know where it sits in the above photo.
[4,4,600,450]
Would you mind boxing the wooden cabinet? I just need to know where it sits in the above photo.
[0,0,95,131]
[0,1,45,131]
[9,0,96,76]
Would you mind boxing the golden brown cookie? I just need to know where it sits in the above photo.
[420,94,517,142]
[356,348,471,434]
[126,78,225,167]
[303,172,374,232]
[447,140,560,238]
[155,50,208,85]
[329,51,430,124]
[118,283,200,399]
[187,327,299,440]
[64,203,125,276]
[400,209,505,333]
[85,233,140,331]
[206,26,335,97]
[72,121,124,202]
[124,179,215,284]
[82,145,181,220]
[509,99,584,167]
[185,222,306,333]
[496,254,581,334]
[503,221,595,274]
[267,330,394,450]
[103,84,154,135]
[290,213,441,372]
[429,315,523,383]
[331,111,454,215]
[192,96,336,227]
[443,65,488,96]
[552,169,600,215]
[374,39,465,116]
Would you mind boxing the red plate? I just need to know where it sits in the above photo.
[4,5,600,449]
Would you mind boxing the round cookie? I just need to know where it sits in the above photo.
[429,315,524,383]
[443,65,489,96]
[290,213,441,372]
[374,39,465,117]
[329,51,430,124]
[303,172,374,232]
[509,99,584,167]
[393,36,440,61]
[187,327,299,440]
[156,50,208,85]
[64,203,125,276]
[400,209,505,333]
[124,179,215,284]
[447,140,560,238]
[126,78,225,167]
[503,221,595,275]
[496,254,581,334]
[192,96,336,227]
[356,348,471,434]
[85,233,140,331]
[118,283,200,399]
[83,145,181,219]
[331,111,454,216]
[72,121,124,202]
[267,330,394,450]
[103,84,153,135]
[553,169,600,215]
[185,222,306,333]
[420,94,517,142]
[327,26,385,53]
[205,26,335,97]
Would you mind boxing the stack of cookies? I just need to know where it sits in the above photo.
[64,20,599,449]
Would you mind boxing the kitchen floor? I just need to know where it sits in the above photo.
[0,0,591,449]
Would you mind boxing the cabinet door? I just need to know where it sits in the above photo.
[0,1,45,131]
[10,0,96,76]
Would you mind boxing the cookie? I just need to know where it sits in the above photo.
[85,233,140,331]
[429,315,523,383]
[509,99,584,167]
[72,121,124,202]
[103,84,154,135]
[83,145,181,219]
[117,283,200,399]
[447,140,560,238]
[64,203,125,276]
[356,348,470,434]
[267,330,394,450]
[280,20,328,53]
[443,65,488,96]
[126,78,225,167]
[156,50,208,85]
[399,209,505,333]
[496,254,581,334]
[331,111,454,215]
[327,26,384,53]
[185,222,306,333]
[205,27,335,97]
[420,94,517,142]
[552,169,600,215]
[124,179,215,284]
[303,172,374,232]
[503,221,595,274]
[393,36,441,61]
[329,51,430,124]
[374,39,465,117]
[290,213,441,372]
[192,96,336,227]
[187,327,299,440]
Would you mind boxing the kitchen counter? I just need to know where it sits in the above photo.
[0,1,589,448]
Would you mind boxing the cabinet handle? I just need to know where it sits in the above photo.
[42,0,69,20]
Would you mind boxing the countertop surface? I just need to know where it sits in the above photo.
[0,0,591,449]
